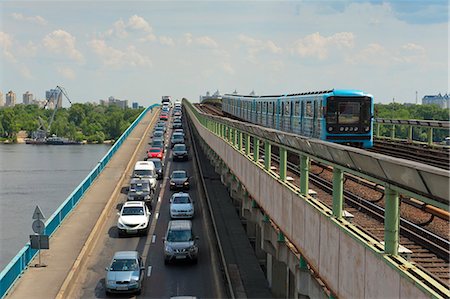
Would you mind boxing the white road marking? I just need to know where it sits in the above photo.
[158,196,161,202]
[152,235,156,243]
[155,212,159,219]
[147,266,152,277]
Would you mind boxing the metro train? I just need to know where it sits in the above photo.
[222,89,374,148]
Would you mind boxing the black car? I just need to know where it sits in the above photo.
[169,170,190,190]
[152,139,164,149]
[170,133,184,148]
[173,119,182,129]
[172,144,188,161]
[148,158,164,180]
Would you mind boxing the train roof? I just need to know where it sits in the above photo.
[224,89,370,99]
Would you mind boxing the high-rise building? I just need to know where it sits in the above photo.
[46,89,63,109]
[132,102,139,109]
[23,91,33,105]
[6,90,16,107]
[422,93,450,109]
[108,96,128,109]
[0,91,4,107]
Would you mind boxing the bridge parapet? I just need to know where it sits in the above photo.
[184,99,449,299]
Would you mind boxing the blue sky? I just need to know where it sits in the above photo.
[0,1,448,106]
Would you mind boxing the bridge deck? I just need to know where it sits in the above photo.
[5,110,157,299]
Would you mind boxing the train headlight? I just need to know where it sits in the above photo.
[339,127,344,132]
[328,127,333,132]
[354,127,359,131]
[365,127,370,132]
[344,127,349,131]
[349,127,353,132]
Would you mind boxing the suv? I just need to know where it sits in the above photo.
[127,178,152,204]
[170,133,184,148]
[172,144,188,161]
[163,220,198,264]
[105,251,145,295]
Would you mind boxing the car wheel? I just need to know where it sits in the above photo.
[136,288,142,296]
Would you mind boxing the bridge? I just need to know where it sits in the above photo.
[1,100,449,298]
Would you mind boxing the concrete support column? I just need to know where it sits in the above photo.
[279,147,287,181]
[271,257,288,298]
[264,141,271,171]
[253,137,260,162]
[384,187,399,255]
[427,127,433,146]
[299,155,310,196]
[332,168,344,219]
[245,134,251,156]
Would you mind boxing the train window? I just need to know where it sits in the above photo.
[314,101,318,118]
[306,101,313,117]
[294,101,300,116]
[284,101,290,116]
[262,102,266,113]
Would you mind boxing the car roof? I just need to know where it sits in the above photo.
[123,201,146,207]
[172,170,187,174]
[173,143,186,148]
[172,192,189,198]
[168,220,192,230]
[113,251,139,259]
[130,178,148,184]
[135,161,155,169]
[149,147,162,150]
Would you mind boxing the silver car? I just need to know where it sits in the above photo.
[164,220,198,264]
[105,251,145,295]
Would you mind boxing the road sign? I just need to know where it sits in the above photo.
[32,205,46,220]
[32,219,45,234]
[30,235,49,250]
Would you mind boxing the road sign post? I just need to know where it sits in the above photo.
[31,205,48,267]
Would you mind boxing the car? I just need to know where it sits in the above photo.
[170,192,194,219]
[172,144,188,161]
[152,130,164,139]
[160,113,169,121]
[170,133,184,148]
[127,178,152,204]
[169,170,190,190]
[173,111,182,118]
[173,119,182,129]
[105,251,145,295]
[173,129,185,137]
[117,201,151,236]
[147,147,163,159]
[163,220,198,264]
[148,158,164,180]
[152,136,165,146]
[151,139,164,149]
[155,122,166,132]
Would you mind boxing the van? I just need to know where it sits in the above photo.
[163,220,198,264]
[133,161,157,190]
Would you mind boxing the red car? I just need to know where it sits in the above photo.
[147,147,164,159]
[159,113,168,121]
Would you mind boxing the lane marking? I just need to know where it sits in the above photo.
[147,266,152,277]
[152,235,156,243]
[158,196,161,203]
[155,212,159,219]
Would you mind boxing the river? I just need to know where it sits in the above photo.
[0,144,111,270]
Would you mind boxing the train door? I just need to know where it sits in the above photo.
[275,98,281,130]
[300,100,305,134]
[252,99,256,123]
[312,99,318,138]
[289,100,294,133]
[293,100,300,134]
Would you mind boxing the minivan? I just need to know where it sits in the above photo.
[133,161,157,190]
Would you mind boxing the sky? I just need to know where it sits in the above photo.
[0,0,448,106]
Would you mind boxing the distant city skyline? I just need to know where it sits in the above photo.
[0,1,448,106]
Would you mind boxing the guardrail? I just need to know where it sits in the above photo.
[0,104,158,299]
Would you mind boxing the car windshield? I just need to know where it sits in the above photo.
[122,207,144,216]
[134,170,151,177]
[173,171,186,178]
[174,145,186,151]
[130,183,149,191]
[167,229,192,242]
[150,160,161,167]
[110,259,139,271]
[152,141,163,147]
[150,148,161,153]
[154,132,163,137]
[173,196,190,204]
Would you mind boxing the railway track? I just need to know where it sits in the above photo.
[372,139,450,170]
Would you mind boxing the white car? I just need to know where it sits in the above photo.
[170,192,194,219]
[117,201,151,236]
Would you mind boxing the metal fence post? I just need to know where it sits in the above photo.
[384,187,399,255]
[279,147,287,181]
[408,125,413,142]
[238,131,243,151]
[264,141,271,171]
[253,137,260,162]
[245,134,251,156]
[300,155,309,196]
[427,127,433,146]
[332,168,343,218]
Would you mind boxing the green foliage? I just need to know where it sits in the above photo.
[0,104,144,143]
[374,103,450,142]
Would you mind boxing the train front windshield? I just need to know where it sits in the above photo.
[326,97,371,132]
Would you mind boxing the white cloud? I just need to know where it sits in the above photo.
[139,33,157,42]
[238,34,282,62]
[220,62,235,75]
[106,15,153,39]
[184,33,193,46]
[0,31,16,62]
[57,67,76,79]
[89,39,152,68]
[19,65,33,79]
[43,30,84,62]
[195,36,218,48]
[292,32,354,60]
[159,36,174,46]
[350,42,427,66]
[127,15,152,32]
[11,13,47,25]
